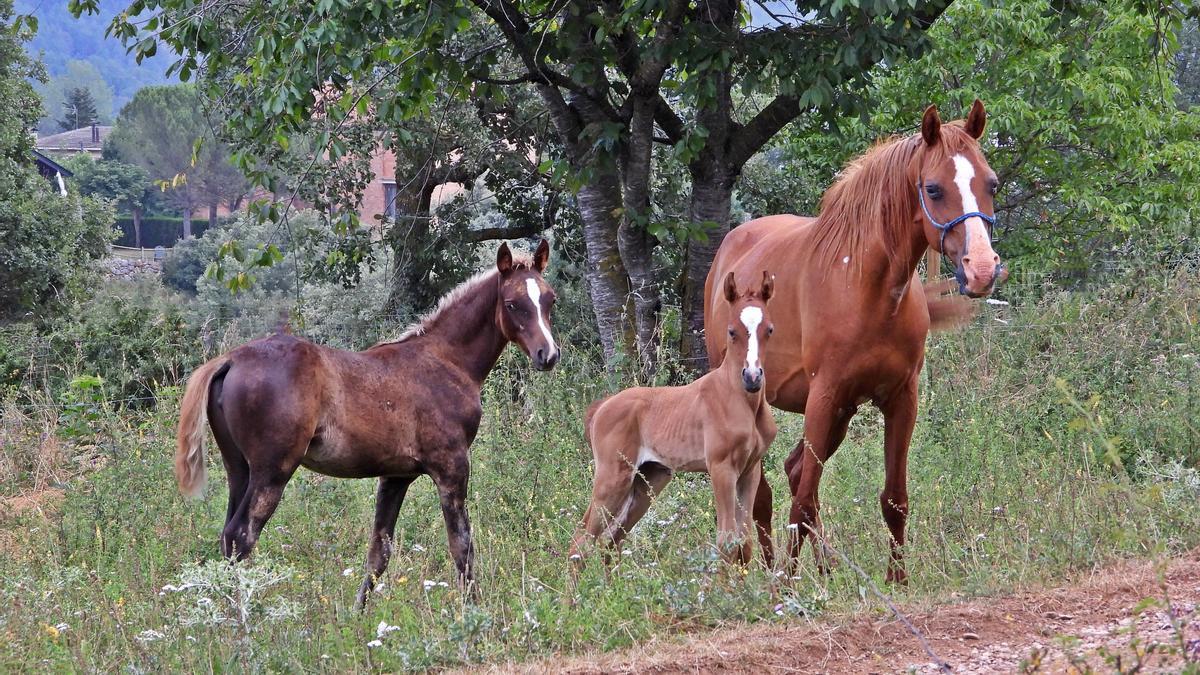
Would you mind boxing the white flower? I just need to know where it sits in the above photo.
[411,543,426,553]
[342,568,355,577]
[54,623,69,632]
[421,580,448,590]
[366,639,383,648]
[376,621,401,638]
[621,549,632,556]
[135,629,165,643]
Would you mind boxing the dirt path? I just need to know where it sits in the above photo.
[487,551,1200,674]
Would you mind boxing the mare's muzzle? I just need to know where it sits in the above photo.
[954,261,1007,298]
[742,367,763,393]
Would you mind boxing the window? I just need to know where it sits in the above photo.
[383,181,397,221]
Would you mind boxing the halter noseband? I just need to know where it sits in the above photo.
[917,181,997,256]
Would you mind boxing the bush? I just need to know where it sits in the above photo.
[114,216,213,248]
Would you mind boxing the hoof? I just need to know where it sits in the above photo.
[886,567,908,585]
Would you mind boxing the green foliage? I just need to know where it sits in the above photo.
[57,85,99,131]
[33,58,115,133]
[105,84,246,219]
[779,0,1200,274]
[63,153,150,213]
[114,215,210,248]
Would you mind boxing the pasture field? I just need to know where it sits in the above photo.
[1,268,1198,672]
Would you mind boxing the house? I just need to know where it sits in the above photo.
[31,149,72,196]
[36,123,112,159]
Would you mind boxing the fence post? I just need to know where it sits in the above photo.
[925,248,940,282]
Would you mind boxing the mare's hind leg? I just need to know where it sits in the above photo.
[880,381,918,584]
[609,463,673,551]
[356,475,417,608]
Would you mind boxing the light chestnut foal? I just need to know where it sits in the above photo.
[571,271,777,564]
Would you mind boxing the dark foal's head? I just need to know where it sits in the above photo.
[495,239,560,371]
[913,100,1006,298]
[722,271,775,393]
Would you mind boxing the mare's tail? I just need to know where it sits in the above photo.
[924,279,977,332]
[175,357,230,499]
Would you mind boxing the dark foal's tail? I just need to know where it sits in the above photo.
[924,279,977,332]
[175,357,230,499]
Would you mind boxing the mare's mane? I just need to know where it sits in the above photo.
[811,122,978,266]
[374,256,534,347]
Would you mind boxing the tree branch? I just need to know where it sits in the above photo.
[462,221,544,242]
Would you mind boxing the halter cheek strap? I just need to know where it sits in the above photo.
[917,181,997,256]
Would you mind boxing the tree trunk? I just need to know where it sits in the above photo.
[383,169,436,317]
[680,167,735,368]
[132,207,143,249]
[182,208,193,239]
[208,202,218,230]
[618,96,661,374]
[579,168,635,363]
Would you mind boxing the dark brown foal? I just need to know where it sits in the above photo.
[176,240,560,605]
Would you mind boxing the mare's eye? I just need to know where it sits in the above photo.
[925,183,943,200]
[988,180,999,196]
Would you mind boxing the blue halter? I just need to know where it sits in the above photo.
[917,181,997,256]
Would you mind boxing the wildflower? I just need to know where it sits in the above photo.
[366,639,383,648]
[41,623,59,639]
[376,621,401,638]
[342,568,355,577]
[397,576,408,584]
[411,543,426,553]
[135,629,165,644]
[422,580,449,591]
[774,603,785,616]
[54,623,69,632]
[621,549,632,556]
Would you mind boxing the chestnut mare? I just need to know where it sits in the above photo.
[705,102,1003,582]
[572,272,777,564]
[175,241,560,604]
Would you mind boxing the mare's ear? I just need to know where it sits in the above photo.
[760,271,774,303]
[533,238,550,273]
[921,104,942,146]
[496,242,513,275]
[723,271,739,303]
[964,98,987,139]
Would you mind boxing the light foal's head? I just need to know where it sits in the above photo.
[912,100,1005,298]
[495,239,560,371]
[722,271,775,393]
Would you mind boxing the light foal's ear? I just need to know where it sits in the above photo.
[496,242,513,275]
[760,270,774,303]
[533,238,550,273]
[921,104,942,147]
[723,271,739,303]
[964,98,987,139]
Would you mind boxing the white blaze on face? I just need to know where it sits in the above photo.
[951,154,992,258]
[740,306,763,371]
[525,278,557,354]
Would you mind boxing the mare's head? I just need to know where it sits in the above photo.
[912,100,1005,297]
[495,239,560,371]
[722,271,775,393]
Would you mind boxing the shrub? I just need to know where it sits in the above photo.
[114,216,213,248]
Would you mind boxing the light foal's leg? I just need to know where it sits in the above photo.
[732,460,762,565]
[609,463,673,551]
[880,380,918,584]
[356,475,418,608]
[709,450,745,563]
[570,455,635,560]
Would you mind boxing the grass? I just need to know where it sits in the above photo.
[1,268,1198,671]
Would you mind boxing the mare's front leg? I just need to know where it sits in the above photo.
[429,454,476,597]
[880,380,918,584]
[356,475,417,608]
[785,390,851,574]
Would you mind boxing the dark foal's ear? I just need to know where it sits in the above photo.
[964,98,987,139]
[496,242,513,275]
[760,271,774,303]
[921,104,942,146]
[723,271,739,303]
[533,238,550,273]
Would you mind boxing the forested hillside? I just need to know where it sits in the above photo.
[16,0,167,126]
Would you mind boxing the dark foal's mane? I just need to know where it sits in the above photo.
[811,123,978,270]
[374,257,535,347]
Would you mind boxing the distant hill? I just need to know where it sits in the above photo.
[16,0,170,118]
